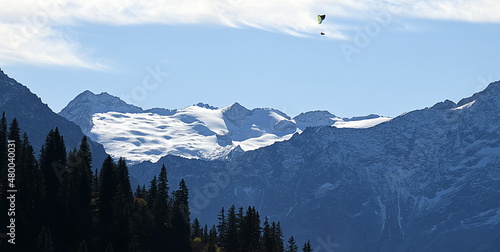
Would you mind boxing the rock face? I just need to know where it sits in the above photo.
[0,69,107,168]
[129,81,500,251]
[59,90,143,134]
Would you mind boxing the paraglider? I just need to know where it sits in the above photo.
[317,14,326,35]
[317,14,326,24]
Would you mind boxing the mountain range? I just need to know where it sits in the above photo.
[127,82,500,251]
[59,90,391,163]
[2,67,499,251]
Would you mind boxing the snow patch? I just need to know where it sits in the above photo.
[452,100,476,110]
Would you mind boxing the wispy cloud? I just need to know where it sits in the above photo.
[1,0,499,69]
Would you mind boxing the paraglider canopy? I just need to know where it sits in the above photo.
[318,14,326,35]
[317,14,326,24]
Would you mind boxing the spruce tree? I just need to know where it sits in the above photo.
[58,136,93,248]
[170,179,192,251]
[240,206,261,252]
[302,240,313,252]
[97,155,116,250]
[217,207,227,246]
[147,176,157,207]
[262,217,273,252]
[7,118,21,163]
[134,185,143,198]
[207,225,218,252]
[17,133,45,251]
[154,164,169,225]
[225,205,239,252]
[192,218,203,238]
[112,157,133,252]
[286,236,299,252]
[39,128,67,202]
[150,164,170,252]
[272,222,285,252]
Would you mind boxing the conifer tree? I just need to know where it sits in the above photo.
[97,155,116,249]
[134,185,143,198]
[150,164,171,252]
[272,222,285,252]
[240,206,261,252]
[217,207,227,246]
[17,133,45,251]
[7,118,21,161]
[154,164,169,225]
[170,179,192,251]
[302,240,313,252]
[202,224,209,241]
[58,136,93,248]
[40,128,67,200]
[147,176,157,207]
[112,157,133,252]
[286,236,299,252]
[225,205,240,252]
[141,185,147,198]
[262,217,273,252]
[192,218,203,238]
[207,225,218,252]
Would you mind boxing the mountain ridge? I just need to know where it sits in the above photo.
[0,68,108,168]
[128,80,500,251]
[59,90,391,162]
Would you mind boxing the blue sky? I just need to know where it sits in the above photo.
[1,0,500,118]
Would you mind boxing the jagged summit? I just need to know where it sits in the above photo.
[431,99,457,110]
[59,90,143,134]
[194,102,218,110]
[293,111,337,130]
[456,80,500,107]
[222,102,252,127]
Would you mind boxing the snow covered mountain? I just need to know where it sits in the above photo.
[60,91,391,163]
[129,81,500,251]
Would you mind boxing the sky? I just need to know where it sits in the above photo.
[1,0,500,118]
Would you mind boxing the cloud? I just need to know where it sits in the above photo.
[1,0,499,69]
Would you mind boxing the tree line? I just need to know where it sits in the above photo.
[0,113,311,252]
